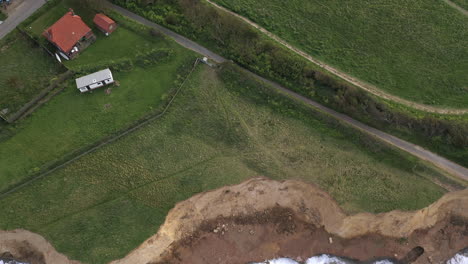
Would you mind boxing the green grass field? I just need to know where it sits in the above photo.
[451,0,468,9]
[213,0,468,108]
[0,31,64,116]
[0,7,196,193]
[0,64,454,263]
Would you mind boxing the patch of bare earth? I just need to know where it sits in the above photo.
[1,178,467,264]
[112,178,468,264]
[0,229,79,264]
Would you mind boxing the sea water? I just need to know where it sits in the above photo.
[0,260,29,264]
[447,248,468,264]
[251,248,468,264]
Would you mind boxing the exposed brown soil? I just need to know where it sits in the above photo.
[157,206,467,264]
[111,178,468,264]
[1,178,467,264]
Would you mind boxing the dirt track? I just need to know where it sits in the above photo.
[108,0,468,190]
[443,0,468,16]
[205,0,468,115]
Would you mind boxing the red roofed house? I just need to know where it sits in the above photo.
[93,14,117,36]
[43,9,96,60]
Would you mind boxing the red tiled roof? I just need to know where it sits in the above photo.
[43,11,92,53]
[93,13,115,31]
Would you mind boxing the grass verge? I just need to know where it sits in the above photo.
[111,0,468,169]
[0,64,459,263]
[213,0,468,108]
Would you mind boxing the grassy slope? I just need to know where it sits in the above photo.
[0,31,63,114]
[451,0,468,9]
[0,65,450,263]
[0,18,196,191]
[213,0,468,107]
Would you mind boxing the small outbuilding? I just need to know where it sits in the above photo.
[76,68,114,93]
[93,14,117,36]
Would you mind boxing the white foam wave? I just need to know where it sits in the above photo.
[447,253,468,264]
[306,254,349,264]
[251,258,299,264]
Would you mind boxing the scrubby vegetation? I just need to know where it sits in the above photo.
[0,31,64,117]
[112,0,468,167]
[0,10,6,21]
[0,65,452,264]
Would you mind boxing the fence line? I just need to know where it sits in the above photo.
[3,71,73,123]
[0,58,200,199]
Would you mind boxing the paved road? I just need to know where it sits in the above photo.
[109,4,226,64]
[108,3,468,182]
[204,0,468,115]
[0,0,46,39]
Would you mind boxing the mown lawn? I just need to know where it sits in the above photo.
[65,27,158,69]
[0,14,196,192]
[0,65,453,263]
[0,31,64,116]
[213,0,468,108]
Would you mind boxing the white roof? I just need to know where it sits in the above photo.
[75,68,113,88]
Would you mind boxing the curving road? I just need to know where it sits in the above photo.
[204,0,468,115]
[108,3,468,182]
[0,0,46,39]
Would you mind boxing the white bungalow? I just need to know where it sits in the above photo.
[75,68,114,93]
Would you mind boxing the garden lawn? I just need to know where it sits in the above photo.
[0,31,64,115]
[0,23,196,192]
[213,0,468,107]
[0,65,453,264]
[27,0,96,39]
[65,27,159,70]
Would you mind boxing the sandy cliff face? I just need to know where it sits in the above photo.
[111,178,468,264]
[0,229,79,264]
[1,178,467,264]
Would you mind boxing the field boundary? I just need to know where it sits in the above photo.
[204,0,468,115]
[1,70,73,123]
[0,58,200,199]
[0,28,70,123]
[17,27,56,57]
